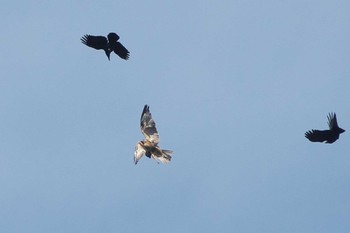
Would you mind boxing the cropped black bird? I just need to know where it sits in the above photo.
[81,32,129,60]
[305,113,345,143]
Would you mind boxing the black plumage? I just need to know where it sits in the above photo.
[305,113,345,143]
[81,32,129,60]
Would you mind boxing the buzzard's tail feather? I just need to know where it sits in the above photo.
[157,149,173,164]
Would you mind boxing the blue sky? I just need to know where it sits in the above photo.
[1,0,350,232]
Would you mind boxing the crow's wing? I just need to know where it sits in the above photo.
[305,130,330,142]
[134,142,146,165]
[81,35,108,50]
[327,112,338,130]
[140,105,160,144]
[113,42,130,60]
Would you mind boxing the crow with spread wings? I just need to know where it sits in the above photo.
[81,32,130,60]
[305,112,345,143]
[134,105,173,165]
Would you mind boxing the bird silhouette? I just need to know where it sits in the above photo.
[134,105,173,165]
[81,32,129,60]
[305,112,345,143]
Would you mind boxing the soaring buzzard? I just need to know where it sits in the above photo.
[305,112,345,143]
[134,105,173,165]
[81,32,130,60]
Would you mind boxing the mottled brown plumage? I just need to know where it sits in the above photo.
[134,105,173,165]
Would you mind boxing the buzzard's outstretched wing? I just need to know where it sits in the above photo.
[305,130,330,143]
[134,142,146,165]
[81,35,108,50]
[140,105,160,144]
[113,42,130,60]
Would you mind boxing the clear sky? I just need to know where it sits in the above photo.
[1,1,350,232]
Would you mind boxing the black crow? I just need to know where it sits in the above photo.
[81,32,129,60]
[305,113,345,143]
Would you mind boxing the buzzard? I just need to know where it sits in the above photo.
[134,105,173,165]
[81,32,129,60]
[305,112,345,143]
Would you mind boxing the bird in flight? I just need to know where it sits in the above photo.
[81,32,130,60]
[305,112,345,143]
[134,105,173,165]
